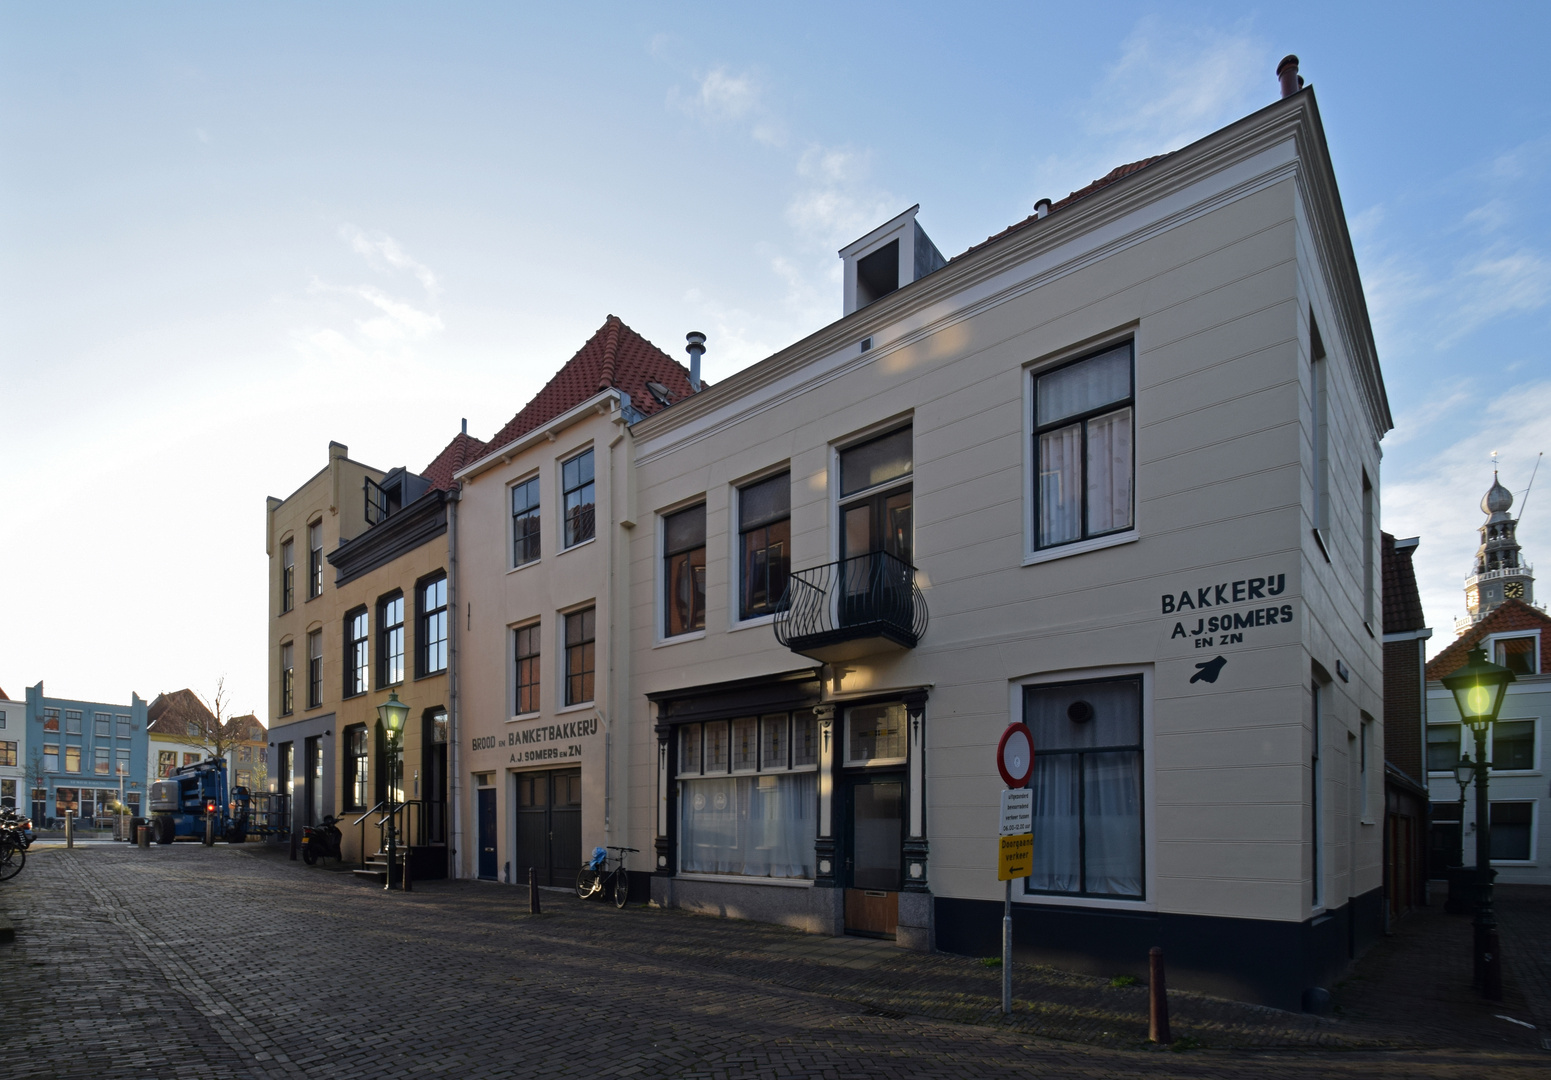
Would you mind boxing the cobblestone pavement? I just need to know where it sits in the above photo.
[0,844,1546,1079]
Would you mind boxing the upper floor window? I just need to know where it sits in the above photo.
[379,594,405,687]
[839,427,913,579]
[1427,722,1461,773]
[307,520,323,599]
[115,715,130,738]
[562,449,595,548]
[420,575,448,676]
[65,710,82,735]
[43,743,59,771]
[1494,635,1539,675]
[664,504,707,637]
[281,538,295,612]
[1033,342,1134,549]
[43,708,59,733]
[307,629,323,709]
[345,608,369,697]
[280,641,295,716]
[739,473,790,620]
[564,607,596,706]
[514,623,540,715]
[94,713,111,738]
[1494,719,1537,772]
[512,476,541,566]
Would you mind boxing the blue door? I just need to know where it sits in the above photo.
[477,788,498,881]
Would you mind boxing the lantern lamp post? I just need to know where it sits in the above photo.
[377,692,410,891]
[1439,647,1516,1001]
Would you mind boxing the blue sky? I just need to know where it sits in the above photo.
[3,3,1548,716]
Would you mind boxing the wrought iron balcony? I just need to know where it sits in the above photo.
[773,551,928,663]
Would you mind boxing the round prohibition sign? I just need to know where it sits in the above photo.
[997,722,1035,788]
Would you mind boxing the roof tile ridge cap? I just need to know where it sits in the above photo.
[598,314,622,391]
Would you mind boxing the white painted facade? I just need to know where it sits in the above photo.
[0,692,23,811]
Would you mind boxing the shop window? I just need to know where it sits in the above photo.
[0,779,14,808]
[1494,636,1539,675]
[55,787,79,820]
[663,504,707,637]
[1427,723,1462,772]
[1490,802,1534,862]
[158,750,176,777]
[1493,720,1537,772]
[183,753,200,767]
[739,473,790,619]
[679,711,816,879]
[844,704,907,767]
[1024,676,1144,899]
[1032,342,1134,549]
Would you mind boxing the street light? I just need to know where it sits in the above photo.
[377,692,410,892]
[1440,646,1517,1001]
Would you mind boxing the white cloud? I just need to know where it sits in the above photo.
[1439,248,1551,344]
[340,226,440,296]
[698,67,757,120]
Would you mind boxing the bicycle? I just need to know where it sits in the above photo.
[575,845,636,909]
[0,827,25,882]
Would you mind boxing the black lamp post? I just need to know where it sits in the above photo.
[377,692,410,892]
[1440,646,1516,1001]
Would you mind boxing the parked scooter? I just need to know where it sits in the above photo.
[0,808,35,850]
[300,814,343,865]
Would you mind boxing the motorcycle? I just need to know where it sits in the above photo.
[300,814,343,865]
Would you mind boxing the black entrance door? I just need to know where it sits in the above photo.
[514,769,582,887]
[476,788,497,881]
[844,773,903,937]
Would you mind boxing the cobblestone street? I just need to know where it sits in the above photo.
[1,844,1546,1079]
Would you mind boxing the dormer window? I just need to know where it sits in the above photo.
[1494,635,1539,675]
[855,240,900,307]
[839,206,946,316]
[365,477,402,525]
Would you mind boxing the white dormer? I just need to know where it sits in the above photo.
[838,205,947,316]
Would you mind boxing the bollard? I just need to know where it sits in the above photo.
[1482,929,1503,1002]
[137,825,149,849]
[529,866,541,914]
[66,810,74,849]
[1149,946,1172,1044]
[403,848,413,892]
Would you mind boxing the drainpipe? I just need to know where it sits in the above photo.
[448,484,462,881]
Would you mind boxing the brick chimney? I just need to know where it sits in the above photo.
[1277,55,1303,98]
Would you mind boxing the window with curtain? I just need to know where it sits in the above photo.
[562,449,595,548]
[664,504,707,636]
[511,476,540,566]
[678,713,816,879]
[1024,676,1143,898]
[1032,342,1134,549]
[514,623,540,715]
[739,473,790,619]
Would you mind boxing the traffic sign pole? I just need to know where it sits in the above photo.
[1003,878,1012,1014]
[995,724,1035,1017]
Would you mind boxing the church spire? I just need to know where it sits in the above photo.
[1460,468,1534,633]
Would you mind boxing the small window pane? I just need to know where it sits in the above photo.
[740,474,790,530]
[1495,720,1536,771]
[840,427,912,497]
[705,721,729,772]
[664,504,706,554]
[1035,343,1131,426]
[1427,724,1462,772]
[1085,407,1133,534]
[1490,802,1533,861]
[760,714,789,771]
[845,704,907,765]
[1495,636,1537,675]
[732,717,758,772]
[1038,423,1082,546]
[679,723,703,775]
[1025,679,1141,751]
[793,715,818,768]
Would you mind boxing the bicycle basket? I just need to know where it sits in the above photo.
[589,846,608,870]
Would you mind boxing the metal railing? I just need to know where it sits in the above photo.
[351,799,446,867]
[773,550,927,654]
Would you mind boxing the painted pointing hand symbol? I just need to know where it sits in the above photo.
[1190,656,1228,684]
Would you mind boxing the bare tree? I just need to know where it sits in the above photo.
[155,679,249,765]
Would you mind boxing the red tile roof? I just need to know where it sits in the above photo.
[958,155,1170,260]
[147,689,217,738]
[1381,533,1426,635]
[223,713,267,743]
[1426,599,1551,681]
[422,432,489,492]
[482,315,699,459]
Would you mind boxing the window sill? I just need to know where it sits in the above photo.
[414,670,447,682]
[507,559,542,576]
[1017,891,1154,912]
[656,631,706,648]
[559,538,597,556]
[506,712,541,724]
[675,872,814,888]
[1024,529,1138,566]
[729,614,777,632]
[556,701,594,714]
[1492,861,1537,868]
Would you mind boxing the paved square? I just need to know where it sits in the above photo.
[0,844,1545,1079]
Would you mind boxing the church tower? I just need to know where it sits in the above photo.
[1459,471,1535,633]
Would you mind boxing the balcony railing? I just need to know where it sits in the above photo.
[773,551,927,663]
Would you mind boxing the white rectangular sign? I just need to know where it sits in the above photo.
[999,788,1033,837]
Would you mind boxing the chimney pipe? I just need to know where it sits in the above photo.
[461,418,467,435]
[1277,55,1303,98]
[1034,198,1052,219]
[685,331,705,393]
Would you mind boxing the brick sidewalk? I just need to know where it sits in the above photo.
[0,844,1546,1079]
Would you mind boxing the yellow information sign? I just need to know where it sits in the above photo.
[998,833,1033,881]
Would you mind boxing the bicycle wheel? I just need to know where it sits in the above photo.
[612,867,629,909]
[575,866,598,900]
[0,841,24,881]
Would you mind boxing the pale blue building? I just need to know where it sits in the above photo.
[25,682,149,827]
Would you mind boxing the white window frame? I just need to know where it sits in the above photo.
[1022,333,1140,566]
[1008,663,1156,912]
[1484,629,1541,676]
[508,618,542,721]
[507,468,542,573]
[728,462,792,631]
[559,444,597,553]
[1488,799,1537,866]
[653,493,710,647]
[1489,714,1539,776]
[827,413,914,567]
